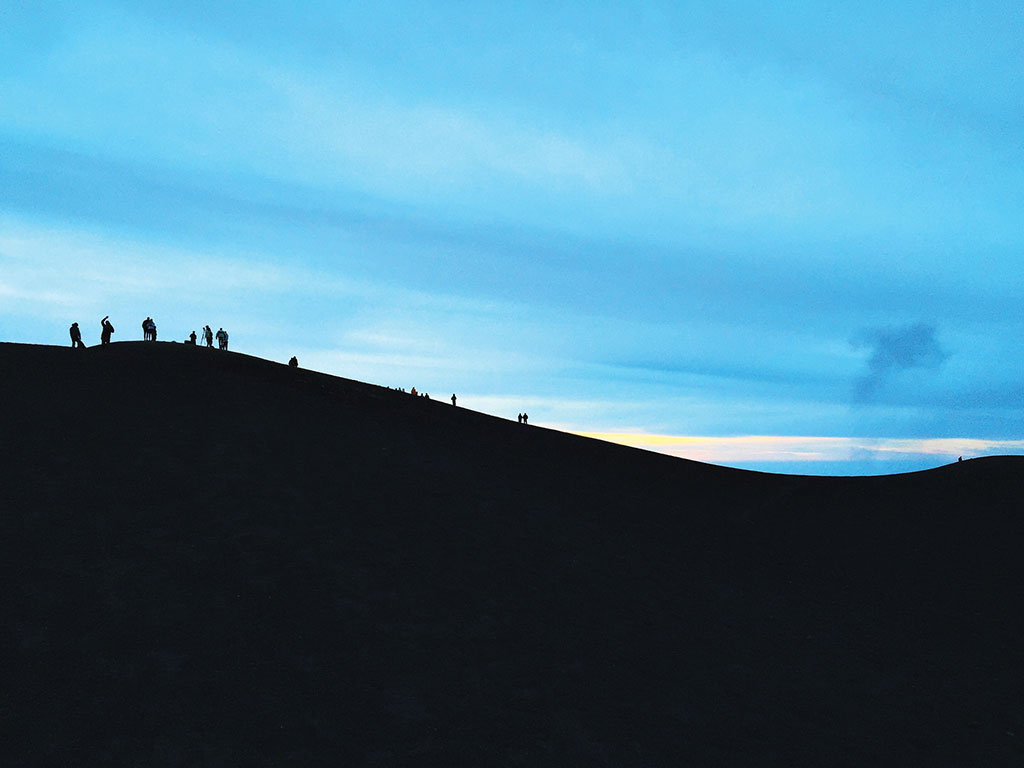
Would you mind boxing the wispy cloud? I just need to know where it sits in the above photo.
[576,432,1024,469]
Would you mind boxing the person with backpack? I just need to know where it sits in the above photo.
[216,328,228,350]
[69,322,85,348]
[100,316,114,345]
[204,325,214,347]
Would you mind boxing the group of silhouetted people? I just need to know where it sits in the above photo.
[184,325,226,349]
[69,317,229,350]
[66,320,526,421]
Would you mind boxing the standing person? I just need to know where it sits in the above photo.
[150,319,157,342]
[216,327,228,350]
[100,316,114,345]
[522,413,528,425]
[451,393,457,407]
[289,356,298,368]
[517,413,522,423]
[204,325,214,348]
[69,322,86,348]
[189,330,197,345]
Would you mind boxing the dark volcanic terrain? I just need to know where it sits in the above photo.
[2,341,1022,765]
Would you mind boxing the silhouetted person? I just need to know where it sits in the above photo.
[100,316,114,345]
[451,393,457,406]
[150,319,157,342]
[69,322,85,349]
[189,330,197,345]
[958,456,963,462]
[204,325,214,347]
[216,327,228,350]
[517,413,522,423]
[522,413,528,424]
[289,356,298,368]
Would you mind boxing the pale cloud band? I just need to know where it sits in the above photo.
[576,432,1024,468]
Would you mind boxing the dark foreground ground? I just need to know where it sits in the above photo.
[2,341,1022,766]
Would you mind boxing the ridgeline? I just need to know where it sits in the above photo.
[2,341,1022,765]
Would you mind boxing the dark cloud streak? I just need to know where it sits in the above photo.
[853,322,947,401]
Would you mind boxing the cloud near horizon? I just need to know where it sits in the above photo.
[576,432,1024,474]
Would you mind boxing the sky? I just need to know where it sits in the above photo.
[3,1,1023,474]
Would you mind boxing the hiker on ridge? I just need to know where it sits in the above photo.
[69,322,85,348]
[451,393,457,406]
[100,316,114,345]
[216,327,228,350]
[204,325,214,348]
[189,330,197,345]
[289,356,298,368]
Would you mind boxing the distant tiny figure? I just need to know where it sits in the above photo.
[289,356,298,368]
[69,322,86,349]
[216,327,228,350]
[522,413,528,424]
[204,325,214,347]
[411,387,418,396]
[958,456,963,462]
[150,319,157,341]
[100,316,114,345]
[517,413,522,423]
[142,318,149,341]
[451,393,457,406]
[189,330,197,345]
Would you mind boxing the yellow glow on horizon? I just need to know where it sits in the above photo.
[574,432,1024,464]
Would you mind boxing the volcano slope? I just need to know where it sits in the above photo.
[2,340,1022,765]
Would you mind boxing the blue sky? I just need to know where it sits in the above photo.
[3,1,1023,474]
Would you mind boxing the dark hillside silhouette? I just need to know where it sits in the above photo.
[2,341,1022,765]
